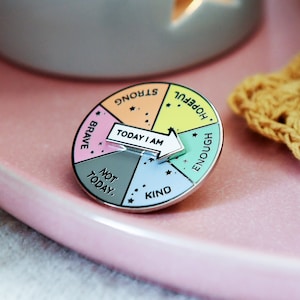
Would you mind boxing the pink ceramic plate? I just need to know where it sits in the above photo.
[1,1,300,299]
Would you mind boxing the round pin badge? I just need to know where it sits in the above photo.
[72,82,223,213]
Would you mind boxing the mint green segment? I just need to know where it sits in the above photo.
[170,123,221,184]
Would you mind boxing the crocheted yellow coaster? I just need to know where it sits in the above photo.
[228,54,300,159]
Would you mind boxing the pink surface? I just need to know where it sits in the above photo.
[1,1,300,299]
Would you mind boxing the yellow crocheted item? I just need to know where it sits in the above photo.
[228,54,300,159]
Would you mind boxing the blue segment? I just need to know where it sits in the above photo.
[123,153,193,208]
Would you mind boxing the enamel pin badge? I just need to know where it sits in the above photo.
[72,82,223,212]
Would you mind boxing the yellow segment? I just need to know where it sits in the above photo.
[153,84,218,134]
[101,83,169,130]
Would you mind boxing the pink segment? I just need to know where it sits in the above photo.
[73,105,122,163]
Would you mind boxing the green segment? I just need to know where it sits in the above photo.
[170,123,221,184]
